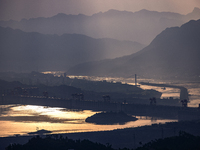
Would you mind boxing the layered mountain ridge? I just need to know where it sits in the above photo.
[1,8,200,44]
[67,19,200,80]
[0,27,144,72]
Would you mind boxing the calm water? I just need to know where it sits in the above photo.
[0,104,176,137]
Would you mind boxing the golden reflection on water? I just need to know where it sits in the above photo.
[0,105,176,137]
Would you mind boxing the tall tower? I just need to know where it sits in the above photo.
[135,74,137,86]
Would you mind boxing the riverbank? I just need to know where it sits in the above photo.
[0,119,200,150]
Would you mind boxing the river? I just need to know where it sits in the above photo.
[1,74,198,137]
[0,104,176,137]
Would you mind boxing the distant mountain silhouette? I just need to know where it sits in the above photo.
[67,19,200,80]
[0,8,200,44]
[0,27,144,72]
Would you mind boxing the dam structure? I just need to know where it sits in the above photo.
[139,82,189,100]
[1,94,199,121]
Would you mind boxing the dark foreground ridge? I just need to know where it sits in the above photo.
[4,130,200,150]
[5,135,116,150]
[85,111,138,125]
[136,131,200,150]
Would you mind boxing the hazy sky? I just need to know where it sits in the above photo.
[0,0,200,21]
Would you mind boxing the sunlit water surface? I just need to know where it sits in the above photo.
[0,105,176,137]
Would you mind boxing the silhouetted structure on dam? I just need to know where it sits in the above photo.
[179,87,189,101]
[72,93,84,101]
[102,95,111,102]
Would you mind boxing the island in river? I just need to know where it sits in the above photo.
[85,111,138,125]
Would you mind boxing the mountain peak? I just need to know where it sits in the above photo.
[54,13,68,17]
[106,9,120,13]
[137,9,151,13]
[192,7,200,13]
[67,18,200,79]
[186,7,200,19]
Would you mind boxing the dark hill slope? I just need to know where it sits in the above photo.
[67,19,200,79]
[0,27,144,72]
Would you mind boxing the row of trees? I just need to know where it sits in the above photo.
[6,131,200,150]
[6,135,129,150]
[136,131,200,150]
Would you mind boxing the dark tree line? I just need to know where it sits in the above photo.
[6,131,200,150]
[5,135,130,150]
[136,131,200,150]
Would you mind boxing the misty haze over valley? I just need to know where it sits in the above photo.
[0,7,200,78]
[0,26,145,72]
[1,2,200,149]
[68,19,200,80]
